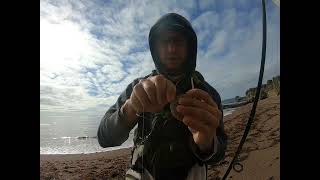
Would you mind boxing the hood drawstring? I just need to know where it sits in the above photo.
[191,76,194,89]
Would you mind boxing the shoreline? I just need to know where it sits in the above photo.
[40,107,239,155]
[222,100,250,109]
[40,96,280,180]
[40,147,133,161]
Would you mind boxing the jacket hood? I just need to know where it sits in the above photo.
[149,13,197,78]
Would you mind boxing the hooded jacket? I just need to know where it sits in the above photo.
[149,13,197,78]
[97,13,227,179]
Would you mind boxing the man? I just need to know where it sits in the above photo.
[98,13,227,180]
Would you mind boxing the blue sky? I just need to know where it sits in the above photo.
[40,0,279,115]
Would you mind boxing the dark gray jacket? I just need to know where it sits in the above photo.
[97,13,227,167]
[97,71,227,165]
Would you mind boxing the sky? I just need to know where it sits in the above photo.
[40,0,280,122]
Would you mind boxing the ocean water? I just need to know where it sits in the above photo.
[223,108,237,116]
[222,98,236,105]
[40,108,235,154]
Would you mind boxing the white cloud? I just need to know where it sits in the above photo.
[205,30,228,57]
[40,0,279,115]
[198,0,216,12]
[192,11,220,49]
[220,8,237,30]
[40,0,126,112]
[195,5,279,99]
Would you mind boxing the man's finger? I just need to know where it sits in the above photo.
[151,75,167,105]
[166,79,176,102]
[182,116,209,133]
[178,97,218,115]
[176,105,216,127]
[130,92,143,113]
[141,79,157,105]
[133,83,151,108]
[185,89,218,108]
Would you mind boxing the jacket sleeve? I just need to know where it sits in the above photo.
[192,82,228,165]
[97,78,140,148]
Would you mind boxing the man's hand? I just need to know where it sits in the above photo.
[127,75,176,113]
[175,89,222,153]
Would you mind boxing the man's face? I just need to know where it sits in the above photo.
[156,31,187,74]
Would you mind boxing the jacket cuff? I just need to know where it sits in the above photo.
[193,135,218,162]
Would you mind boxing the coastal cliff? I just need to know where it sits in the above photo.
[245,75,280,102]
[223,75,280,109]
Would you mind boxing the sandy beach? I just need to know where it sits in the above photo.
[207,96,280,180]
[40,96,280,180]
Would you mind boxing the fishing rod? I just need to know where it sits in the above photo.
[221,0,267,179]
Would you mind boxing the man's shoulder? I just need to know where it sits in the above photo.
[195,71,219,92]
[203,81,220,96]
[204,81,221,100]
[195,71,222,105]
[204,82,222,110]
